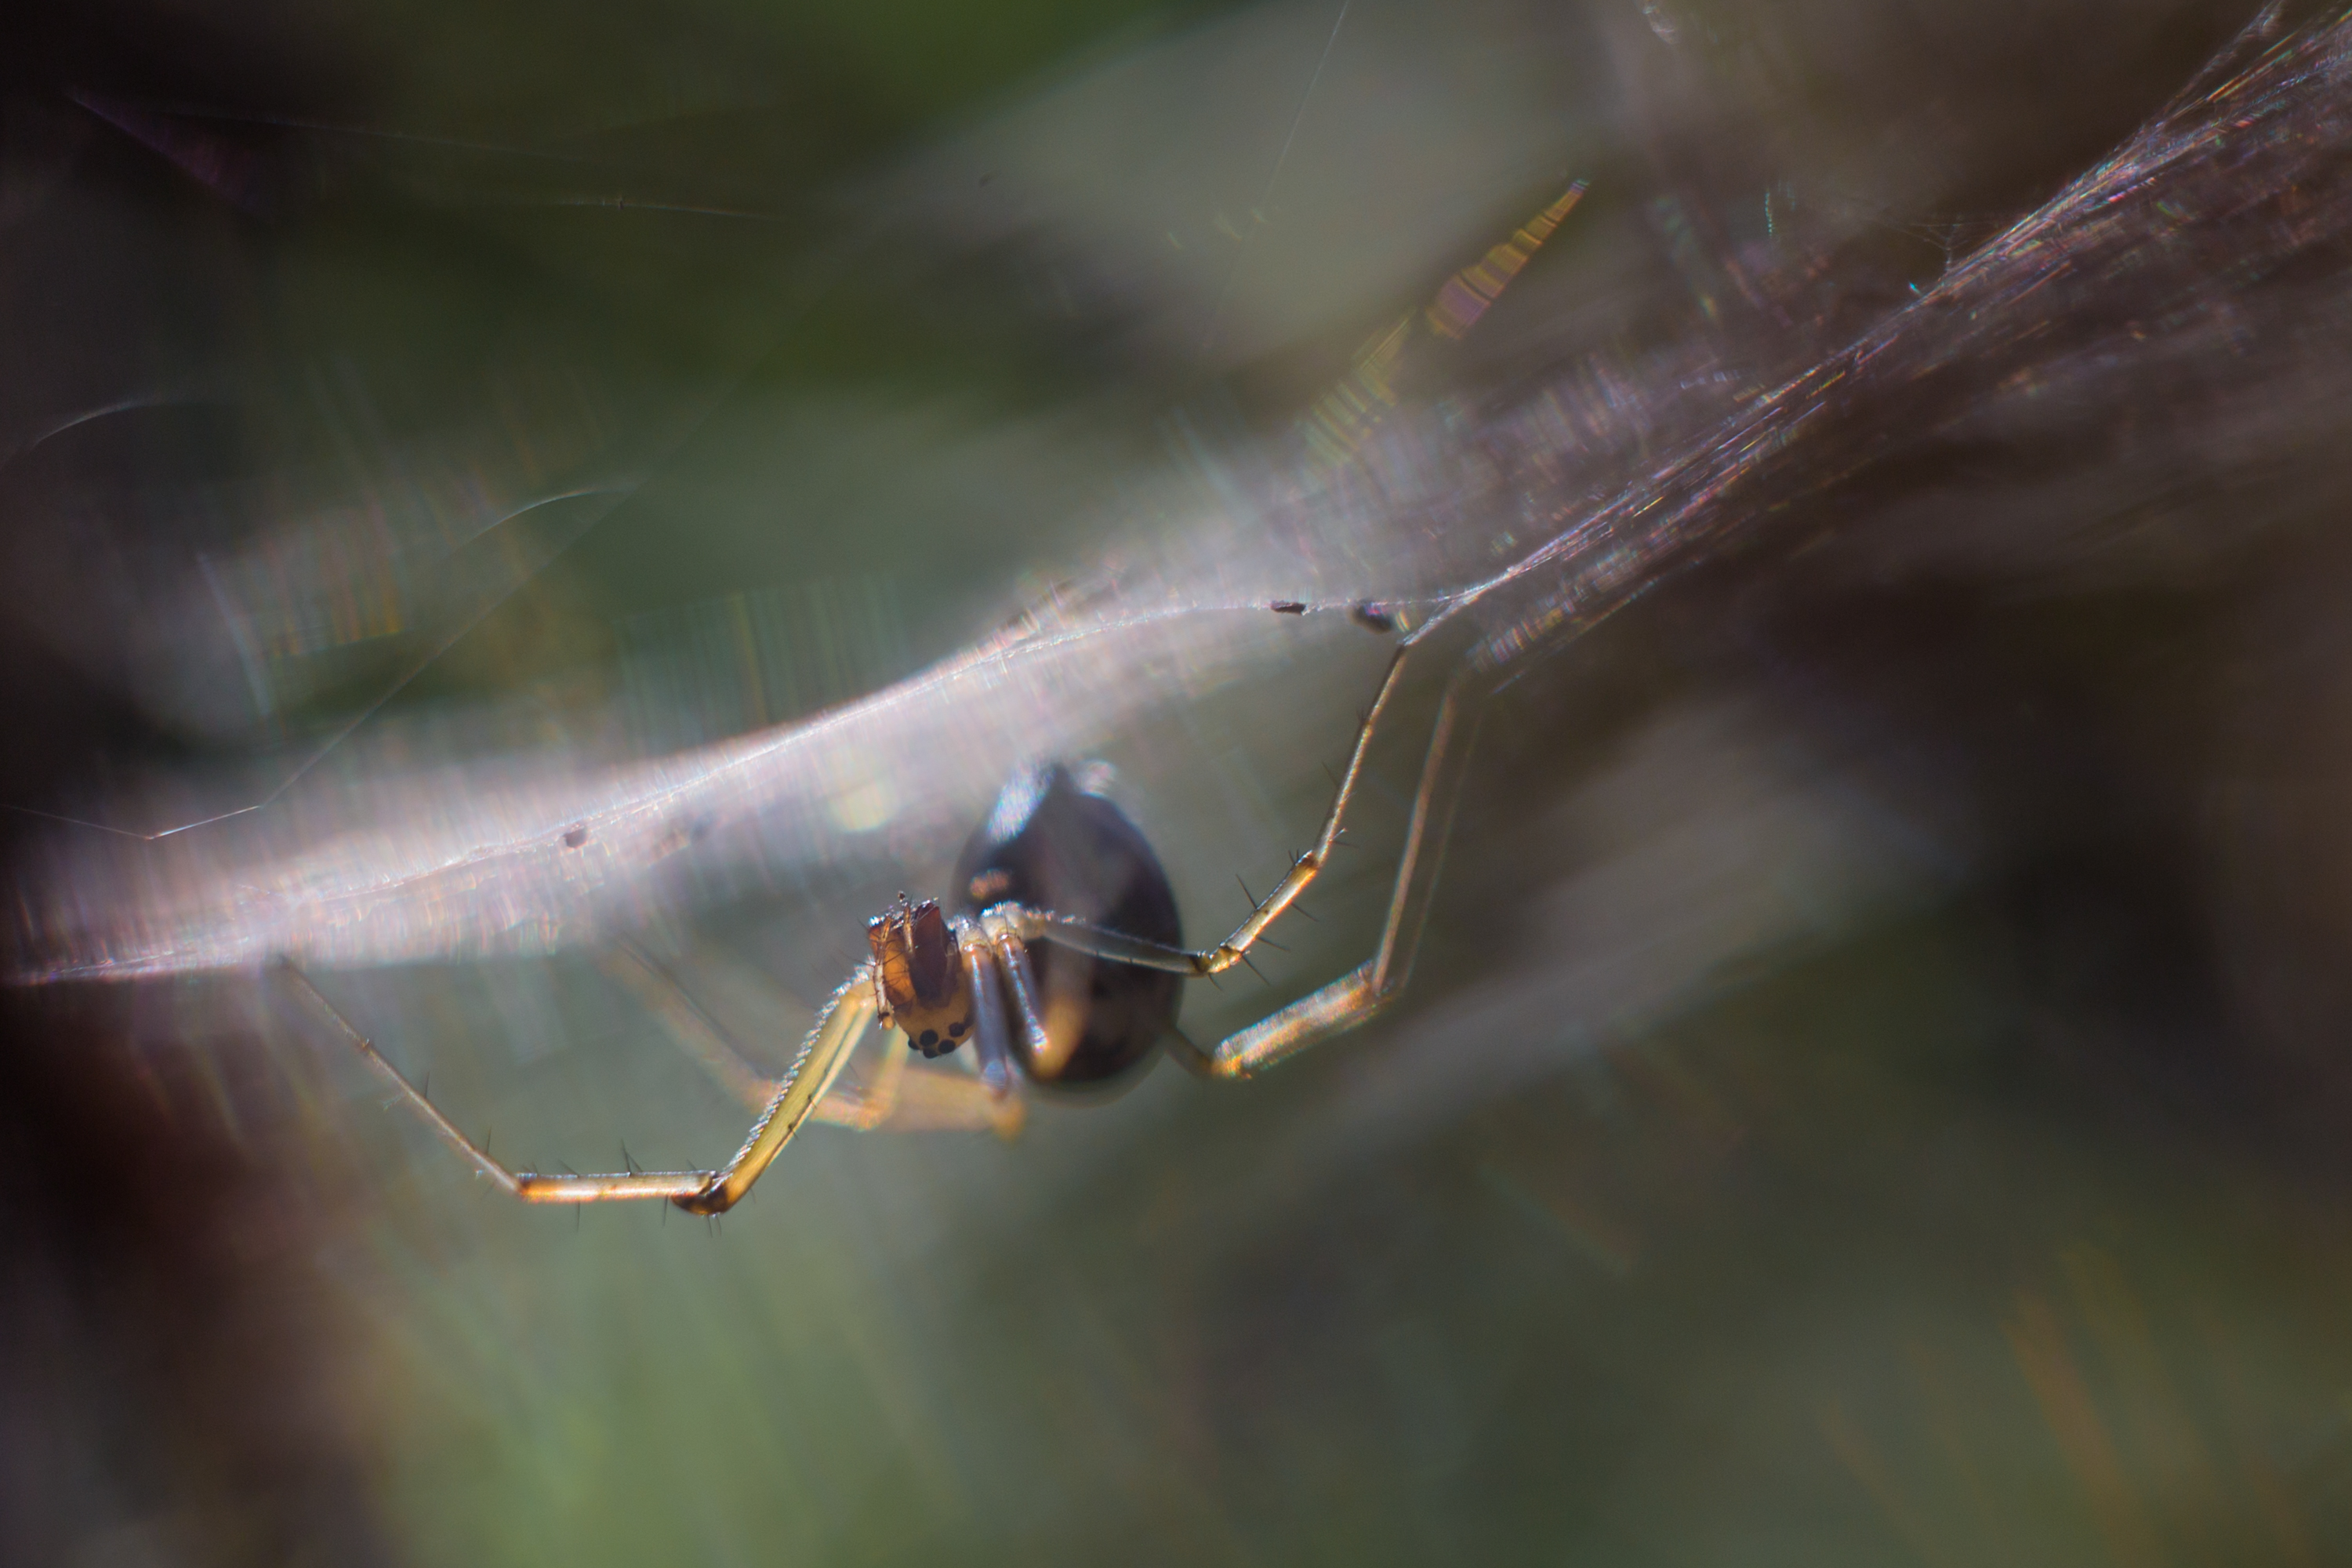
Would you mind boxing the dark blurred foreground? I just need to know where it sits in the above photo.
[13,1,2352,1563]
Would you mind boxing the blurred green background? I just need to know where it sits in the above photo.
[12,1,2352,1565]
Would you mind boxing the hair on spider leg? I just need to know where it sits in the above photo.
[553,1161,586,1230]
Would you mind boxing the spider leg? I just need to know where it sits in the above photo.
[594,938,779,1113]
[975,908,1062,1075]
[1026,658,1490,1078]
[597,937,1003,1133]
[274,958,878,1213]
[1013,646,1412,978]
[951,915,1025,1101]
[809,1024,910,1127]
[686,967,882,1213]
[815,996,1023,1137]
[829,1050,1026,1136]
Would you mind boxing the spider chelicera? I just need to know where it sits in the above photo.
[283,623,1481,1218]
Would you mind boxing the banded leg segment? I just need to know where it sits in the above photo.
[276,958,878,1213]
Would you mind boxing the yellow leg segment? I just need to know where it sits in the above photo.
[1036,658,1489,1079]
[277,959,880,1213]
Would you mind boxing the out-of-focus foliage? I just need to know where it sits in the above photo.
[13,2,2352,1566]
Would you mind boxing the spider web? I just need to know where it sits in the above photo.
[14,2,2350,983]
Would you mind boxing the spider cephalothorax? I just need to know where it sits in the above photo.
[866,895,974,1057]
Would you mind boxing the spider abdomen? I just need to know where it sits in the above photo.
[953,765,1181,1086]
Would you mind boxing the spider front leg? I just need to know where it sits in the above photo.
[275,958,879,1214]
[1010,654,1489,1077]
[597,938,1018,1135]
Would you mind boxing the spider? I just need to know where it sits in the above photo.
[256,186,1606,1206]
[280,642,1485,1215]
